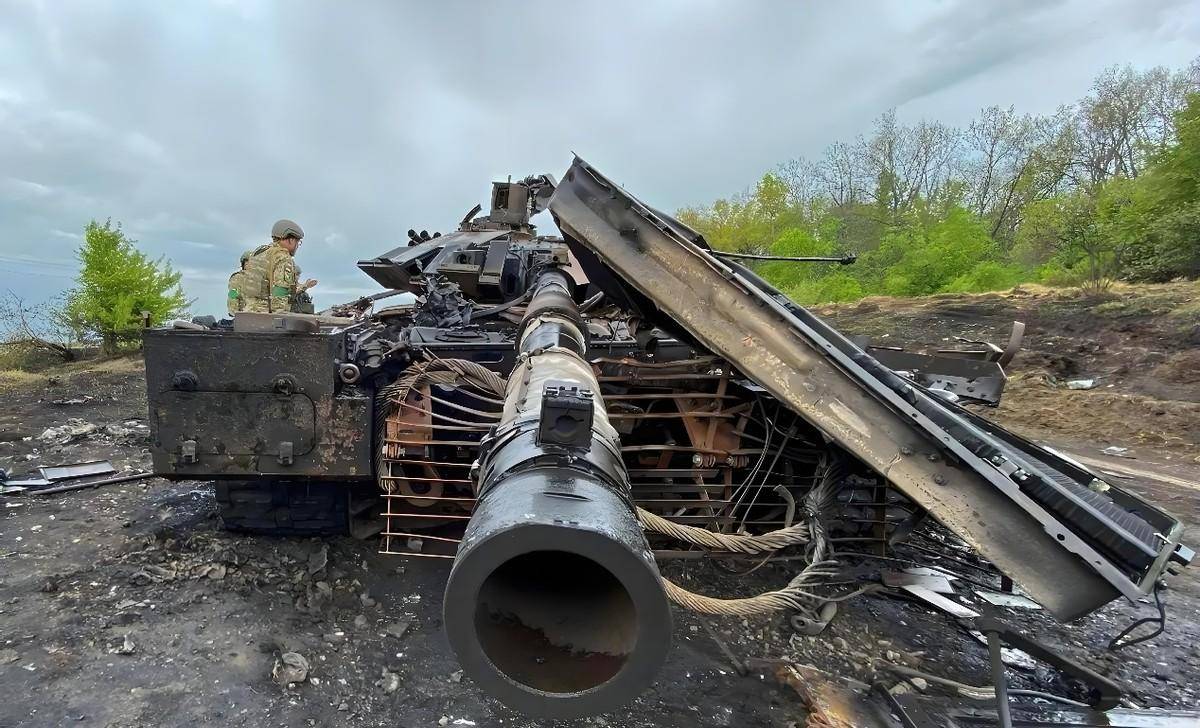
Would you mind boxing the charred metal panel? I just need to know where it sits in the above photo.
[549,156,1184,620]
[156,391,316,457]
[357,230,510,291]
[865,348,1008,405]
[143,328,372,479]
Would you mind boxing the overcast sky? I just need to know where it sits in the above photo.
[1,0,1197,314]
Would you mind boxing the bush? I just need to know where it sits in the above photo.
[1036,260,1089,288]
[867,206,999,297]
[944,262,1029,293]
[784,272,865,305]
[0,341,57,372]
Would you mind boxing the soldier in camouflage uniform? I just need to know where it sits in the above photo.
[226,249,257,315]
[242,219,318,313]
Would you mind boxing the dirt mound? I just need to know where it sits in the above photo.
[995,374,1200,452]
[815,281,1200,451]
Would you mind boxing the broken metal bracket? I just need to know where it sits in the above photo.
[974,617,1122,711]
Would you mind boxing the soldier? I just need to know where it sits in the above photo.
[242,219,318,313]
[226,249,258,315]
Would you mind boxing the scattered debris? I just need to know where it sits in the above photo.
[385,618,412,639]
[2,478,49,489]
[975,590,1042,610]
[133,564,176,584]
[37,419,98,443]
[881,570,955,594]
[272,652,309,686]
[50,396,94,406]
[966,631,1038,671]
[109,634,136,655]
[31,471,154,496]
[307,545,329,575]
[898,585,980,619]
[376,669,400,694]
[765,661,875,728]
[196,563,227,580]
[1066,378,1097,390]
[39,460,115,481]
[0,648,19,664]
[1102,446,1135,458]
[322,631,346,645]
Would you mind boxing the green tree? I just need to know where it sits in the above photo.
[678,58,1200,304]
[756,227,837,289]
[64,219,188,354]
[1126,92,1200,280]
[754,173,791,239]
[868,206,998,297]
[1020,190,1127,292]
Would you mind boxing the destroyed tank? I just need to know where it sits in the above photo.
[143,158,1192,718]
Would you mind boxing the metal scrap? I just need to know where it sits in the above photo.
[39,460,115,481]
[31,471,154,496]
[975,590,1042,610]
[881,570,955,594]
[899,585,980,618]
[766,662,887,728]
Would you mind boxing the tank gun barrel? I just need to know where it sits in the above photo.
[443,268,671,718]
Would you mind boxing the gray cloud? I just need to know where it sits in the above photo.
[1,0,1197,313]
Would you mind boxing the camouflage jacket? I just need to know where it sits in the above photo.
[242,243,296,313]
[226,269,248,315]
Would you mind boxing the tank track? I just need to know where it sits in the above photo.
[214,480,382,538]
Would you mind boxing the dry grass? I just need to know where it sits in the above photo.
[0,351,143,391]
[816,279,1199,316]
[0,369,46,390]
[62,353,145,375]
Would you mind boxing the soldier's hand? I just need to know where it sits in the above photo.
[304,279,318,290]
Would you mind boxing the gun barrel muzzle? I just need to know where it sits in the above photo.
[443,269,671,718]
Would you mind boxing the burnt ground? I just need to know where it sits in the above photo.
[1,282,1198,727]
